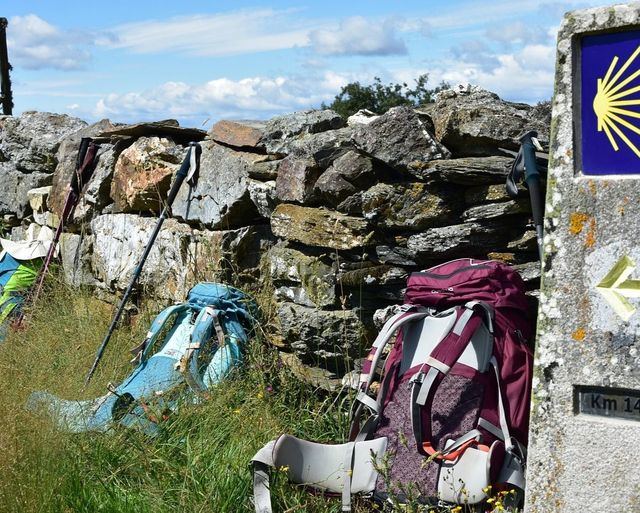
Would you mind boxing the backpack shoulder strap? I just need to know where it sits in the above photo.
[409,301,494,459]
[130,303,190,364]
[349,306,430,441]
[179,306,240,392]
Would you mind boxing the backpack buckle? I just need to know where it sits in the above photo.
[409,372,425,385]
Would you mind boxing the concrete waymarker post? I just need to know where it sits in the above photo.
[525,4,640,512]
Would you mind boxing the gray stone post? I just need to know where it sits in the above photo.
[525,3,640,512]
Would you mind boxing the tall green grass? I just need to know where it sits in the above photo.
[0,277,512,513]
[0,279,363,513]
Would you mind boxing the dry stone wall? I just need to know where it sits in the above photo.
[0,86,549,385]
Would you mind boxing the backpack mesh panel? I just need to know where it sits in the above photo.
[374,373,484,500]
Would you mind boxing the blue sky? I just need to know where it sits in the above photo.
[0,0,607,128]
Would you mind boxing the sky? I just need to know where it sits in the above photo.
[0,0,609,128]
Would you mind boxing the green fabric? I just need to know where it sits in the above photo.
[0,301,17,324]
[0,260,41,324]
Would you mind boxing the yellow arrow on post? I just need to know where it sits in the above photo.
[596,255,640,321]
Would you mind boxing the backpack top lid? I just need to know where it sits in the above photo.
[405,258,530,317]
[186,282,258,324]
[188,282,249,306]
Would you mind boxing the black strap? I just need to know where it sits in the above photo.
[506,145,525,199]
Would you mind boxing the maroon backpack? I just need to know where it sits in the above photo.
[252,258,534,512]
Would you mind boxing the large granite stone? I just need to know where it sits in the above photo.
[90,213,195,299]
[406,221,507,260]
[208,119,265,150]
[351,106,450,171]
[87,215,272,298]
[275,156,321,204]
[110,137,184,213]
[525,5,640,513]
[0,162,51,217]
[99,119,206,144]
[430,86,550,156]
[269,245,335,308]
[285,127,354,168]
[358,182,459,230]
[261,109,344,154]
[172,140,259,229]
[314,150,375,206]
[409,156,512,184]
[0,111,87,173]
[271,204,372,250]
[277,303,365,365]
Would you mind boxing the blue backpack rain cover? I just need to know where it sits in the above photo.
[29,282,257,433]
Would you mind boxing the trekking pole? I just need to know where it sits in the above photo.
[505,130,545,261]
[85,142,201,386]
[15,138,98,328]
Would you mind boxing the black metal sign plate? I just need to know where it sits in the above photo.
[575,385,640,421]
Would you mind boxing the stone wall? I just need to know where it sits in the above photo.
[0,86,549,384]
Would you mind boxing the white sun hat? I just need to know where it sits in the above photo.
[0,224,55,261]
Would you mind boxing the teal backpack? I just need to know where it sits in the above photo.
[29,283,257,433]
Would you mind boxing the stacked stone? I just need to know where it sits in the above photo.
[0,86,550,385]
[258,88,550,380]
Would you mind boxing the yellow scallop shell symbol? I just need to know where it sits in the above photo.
[593,44,640,158]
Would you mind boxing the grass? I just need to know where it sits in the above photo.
[0,276,362,513]
[0,275,515,513]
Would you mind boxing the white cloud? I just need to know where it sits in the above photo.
[93,72,357,125]
[451,40,500,72]
[309,16,407,56]
[485,21,549,47]
[8,14,92,70]
[426,43,556,104]
[516,44,556,72]
[102,9,319,57]
[425,1,546,33]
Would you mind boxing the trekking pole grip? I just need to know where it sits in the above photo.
[166,142,201,206]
